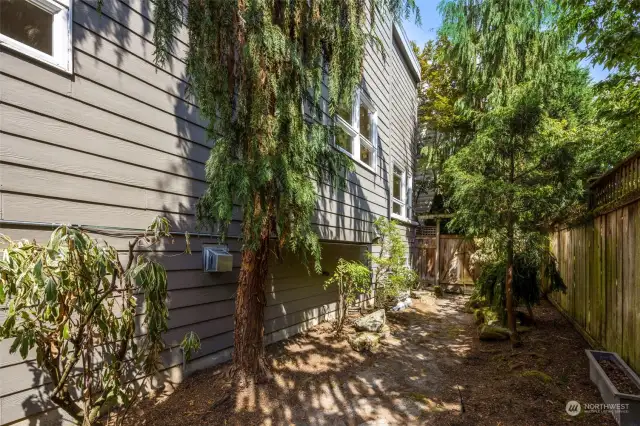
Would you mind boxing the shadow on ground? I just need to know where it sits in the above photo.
[127,294,616,426]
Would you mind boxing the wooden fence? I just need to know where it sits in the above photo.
[590,150,640,213]
[549,153,640,374]
[414,234,476,286]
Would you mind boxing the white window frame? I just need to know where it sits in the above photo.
[0,0,73,73]
[334,88,378,173]
[391,163,413,221]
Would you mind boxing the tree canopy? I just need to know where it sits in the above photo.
[413,36,469,212]
[560,0,640,74]
[438,0,564,108]
[559,0,640,173]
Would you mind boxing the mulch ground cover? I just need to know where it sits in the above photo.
[120,295,617,425]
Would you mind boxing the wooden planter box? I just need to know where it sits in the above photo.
[586,350,640,425]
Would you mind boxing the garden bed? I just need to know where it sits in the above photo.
[597,359,640,395]
[587,349,640,425]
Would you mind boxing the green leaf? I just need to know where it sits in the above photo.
[33,260,43,284]
[0,282,5,305]
[36,347,44,366]
[62,323,70,340]
[44,278,57,303]
[19,335,29,358]
[9,336,21,355]
[1,314,15,337]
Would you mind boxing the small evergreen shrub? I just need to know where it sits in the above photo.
[324,259,371,333]
[476,252,566,324]
[368,218,418,307]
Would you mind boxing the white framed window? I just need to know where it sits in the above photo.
[0,0,73,73]
[392,164,413,220]
[334,89,378,172]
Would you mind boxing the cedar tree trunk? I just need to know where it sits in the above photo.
[505,150,520,345]
[505,223,517,341]
[232,199,272,384]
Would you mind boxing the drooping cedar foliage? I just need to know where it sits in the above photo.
[152,0,418,380]
[152,0,417,270]
[477,252,566,324]
[439,0,578,343]
[439,0,565,108]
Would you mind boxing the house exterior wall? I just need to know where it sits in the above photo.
[0,1,419,424]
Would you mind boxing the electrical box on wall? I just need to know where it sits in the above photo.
[203,245,233,272]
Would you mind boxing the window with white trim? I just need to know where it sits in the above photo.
[334,89,377,171]
[0,0,72,73]
[392,164,413,220]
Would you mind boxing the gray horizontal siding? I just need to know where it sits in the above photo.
[0,0,418,423]
[0,239,364,424]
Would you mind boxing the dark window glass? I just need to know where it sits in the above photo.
[335,127,352,153]
[360,103,372,139]
[360,140,372,166]
[1,0,53,55]
[393,167,402,199]
[337,101,352,123]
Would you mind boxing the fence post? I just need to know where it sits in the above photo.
[435,218,440,287]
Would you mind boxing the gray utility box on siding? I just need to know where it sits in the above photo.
[202,245,233,272]
[586,350,640,425]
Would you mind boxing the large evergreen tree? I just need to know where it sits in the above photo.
[439,0,586,342]
[152,0,417,382]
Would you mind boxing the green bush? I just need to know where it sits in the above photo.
[0,218,200,425]
[476,251,566,324]
[324,259,371,333]
[368,218,418,307]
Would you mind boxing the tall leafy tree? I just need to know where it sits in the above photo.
[414,36,469,212]
[560,0,640,74]
[439,0,564,108]
[439,0,584,342]
[152,0,418,382]
[559,1,640,173]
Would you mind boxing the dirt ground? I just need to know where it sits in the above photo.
[126,294,616,425]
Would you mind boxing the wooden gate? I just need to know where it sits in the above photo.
[414,234,476,285]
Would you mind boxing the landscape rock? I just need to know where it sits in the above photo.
[355,309,386,332]
[478,324,511,341]
[359,420,390,426]
[444,285,464,294]
[350,332,381,352]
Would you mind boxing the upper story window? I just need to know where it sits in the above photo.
[334,89,377,172]
[0,0,72,73]
[392,164,413,220]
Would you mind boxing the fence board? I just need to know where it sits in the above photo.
[550,198,640,374]
[413,235,475,285]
